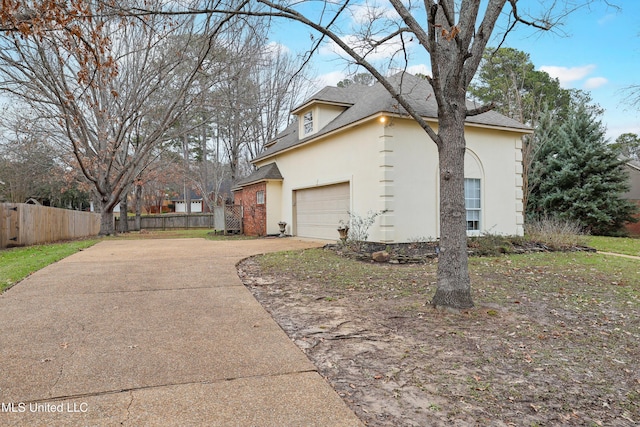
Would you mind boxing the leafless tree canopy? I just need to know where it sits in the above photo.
[0,0,273,234]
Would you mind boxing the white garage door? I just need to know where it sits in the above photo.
[295,183,350,239]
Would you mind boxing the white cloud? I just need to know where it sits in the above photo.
[539,64,596,87]
[314,70,348,89]
[539,64,610,90]
[387,64,431,78]
[347,0,400,26]
[598,13,616,25]
[405,64,430,76]
[319,33,417,63]
[311,64,429,91]
[605,122,640,141]
[265,41,291,55]
[584,77,608,89]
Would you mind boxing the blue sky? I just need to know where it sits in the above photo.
[499,1,640,140]
[268,1,640,141]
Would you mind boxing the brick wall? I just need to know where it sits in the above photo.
[235,182,267,236]
[624,200,640,236]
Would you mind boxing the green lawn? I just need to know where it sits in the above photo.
[0,239,99,292]
[585,235,640,257]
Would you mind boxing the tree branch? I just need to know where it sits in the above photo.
[467,101,495,116]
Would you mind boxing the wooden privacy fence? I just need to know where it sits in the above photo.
[0,203,100,249]
[114,205,242,233]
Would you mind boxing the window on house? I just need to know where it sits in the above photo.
[303,111,313,135]
[464,178,481,232]
[256,190,265,205]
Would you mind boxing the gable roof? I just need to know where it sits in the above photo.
[232,162,283,190]
[254,72,531,163]
[291,83,363,114]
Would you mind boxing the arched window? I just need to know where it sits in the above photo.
[464,178,481,231]
[464,149,484,234]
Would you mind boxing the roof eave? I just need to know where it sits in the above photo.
[465,122,533,134]
[253,112,431,164]
[232,177,283,191]
[253,114,532,164]
[626,161,640,172]
[291,99,354,115]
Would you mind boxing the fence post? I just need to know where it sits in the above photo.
[223,206,227,235]
[12,204,21,246]
[0,204,7,249]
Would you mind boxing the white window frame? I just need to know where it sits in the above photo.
[256,190,265,205]
[303,111,314,135]
[464,178,481,235]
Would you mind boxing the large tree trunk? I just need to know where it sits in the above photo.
[431,110,474,309]
[118,191,129,233]
[134,183,143,231]
[99,206,115,235]
[97,186,118,235]
[183,134,191,214]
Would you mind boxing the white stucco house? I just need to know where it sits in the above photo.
[233,73,531,242]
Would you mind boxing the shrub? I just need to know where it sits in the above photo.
[340,210,385,251]
[467,233,518,256]
[525,217,587,250]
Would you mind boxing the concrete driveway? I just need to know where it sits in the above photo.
[0,238,363,426]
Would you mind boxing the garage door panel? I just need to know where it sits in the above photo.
[296,183,350,239]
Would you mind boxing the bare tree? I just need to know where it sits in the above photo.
[625,84,640,110]
[0,110,76,205]
[0,0,251,234]
[173,118,229,212]
[0,131,56,204]
[243,43,311,163]
[210,31,266,181]
[216,38,311,180]
[163,21,301,203]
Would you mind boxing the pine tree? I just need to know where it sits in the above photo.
[527,99,637,235]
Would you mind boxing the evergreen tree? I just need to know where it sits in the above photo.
[468,47,574,211]
[527,98,637,235]
[469,47,571,126]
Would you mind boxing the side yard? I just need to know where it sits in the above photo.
[239,243,640,426]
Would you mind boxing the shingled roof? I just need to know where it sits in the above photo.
[290,83,363,113]
[253,72,531,163]
[232,162,283,190]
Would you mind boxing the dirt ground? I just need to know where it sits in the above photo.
[238,246,640,427]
